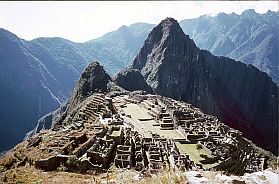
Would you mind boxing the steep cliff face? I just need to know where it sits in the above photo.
[113,69,153,93]
[129,17,278,154]
[0,29,63,152]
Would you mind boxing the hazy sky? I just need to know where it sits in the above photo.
[0,1,277,42]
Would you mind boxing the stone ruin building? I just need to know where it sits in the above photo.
[27,93,266,175]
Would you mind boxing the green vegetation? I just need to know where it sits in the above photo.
[0,165,6,172]
[111,130,121,137]
[122,103,184,139]
[196,143,203,150]
[176,143,218,169]
[66,155,79,171]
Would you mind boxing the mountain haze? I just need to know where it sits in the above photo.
[0,29,63,152]
[0,23,152,153]
[180,9,279,83]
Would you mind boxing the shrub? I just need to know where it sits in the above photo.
[196,143,203,150]
[66,155,79,171]
[0,165,6,172]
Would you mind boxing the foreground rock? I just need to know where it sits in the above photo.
[114,68,153,93]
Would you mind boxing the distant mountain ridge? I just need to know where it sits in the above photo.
[180,9,279,83]
[0,28,63,152]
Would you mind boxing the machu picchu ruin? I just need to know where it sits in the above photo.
[1,91,276,181]
[0,12,278,183]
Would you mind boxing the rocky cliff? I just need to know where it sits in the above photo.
[40,61,129,130]
[69,61,111,109]
[122,17,278,154]
[113,69,153,93]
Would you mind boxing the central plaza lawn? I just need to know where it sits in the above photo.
[176,142,219,169]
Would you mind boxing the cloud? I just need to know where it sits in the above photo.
[0,1,277,42]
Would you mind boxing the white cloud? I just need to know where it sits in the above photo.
[0,1,277,42]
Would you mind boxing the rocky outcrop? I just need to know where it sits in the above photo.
[69,61,111,109]
[113,69,153,93]
[60,61,112,128]
[125,17,278,154]
[26,61,129,132]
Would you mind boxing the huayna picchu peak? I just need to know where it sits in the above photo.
[132,17,197,72]
[0,12,278,183]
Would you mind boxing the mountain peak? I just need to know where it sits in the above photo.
[119,25,129,30]
[146,17,189,44]
[160,17,178,26]
[242,9,257,17]
[132,17,196,71]
[69,61,111,108]
[158,17,182,33]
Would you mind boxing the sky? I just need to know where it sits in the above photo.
[0,1,278,42]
